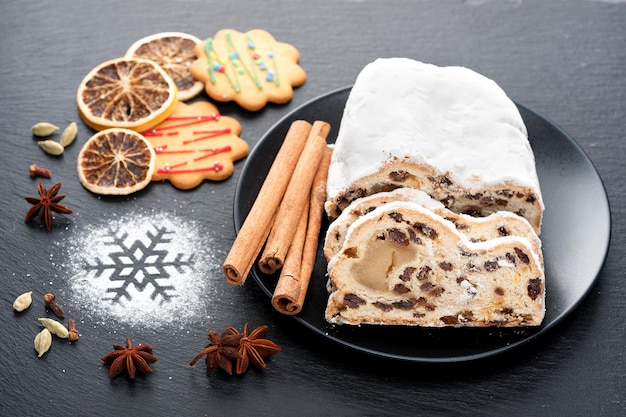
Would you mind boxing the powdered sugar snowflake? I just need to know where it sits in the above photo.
[85,224,194,305]
[60,212,222,328]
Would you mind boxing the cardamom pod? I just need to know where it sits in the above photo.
[31,122,59,137]
[34,328,52,357]
[12,291,33,312]
[38,140,64,156]
[59,122,78,147]
[38,317,69,338]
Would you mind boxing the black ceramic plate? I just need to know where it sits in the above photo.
[233,86,611,362]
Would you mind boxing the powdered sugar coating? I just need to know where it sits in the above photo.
[327,58,541,200]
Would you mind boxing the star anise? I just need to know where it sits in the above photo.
[24,181,73,231]
[189,329,242,375]
[101,337,158,380]
[227,323,282,375]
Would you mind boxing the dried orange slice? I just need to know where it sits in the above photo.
[125,32,203,101]
[76,57,178,132]
[77,128,155,195]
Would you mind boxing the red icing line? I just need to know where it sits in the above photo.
[155,146,231,155]
[193,146,232,161]
[165,114,220,121]
[143,131,180,137]
[167,161,188,169]
[156,146,231,174]
[182,128,232,144]
[157,163,224,174]
[142,114,221,135]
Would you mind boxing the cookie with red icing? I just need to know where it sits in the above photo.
[144,101,249,189]
[190,29,306,111]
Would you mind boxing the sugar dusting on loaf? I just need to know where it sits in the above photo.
[325,58,544,234]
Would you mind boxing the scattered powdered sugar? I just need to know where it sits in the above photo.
[56,210,224,329]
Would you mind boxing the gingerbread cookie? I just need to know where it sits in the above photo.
[190,29,306,111]
[144,101,249,189]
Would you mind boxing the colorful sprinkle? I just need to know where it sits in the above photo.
[204,33,281,93]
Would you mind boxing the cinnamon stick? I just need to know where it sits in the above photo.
[258,126,328,274]
[272,146,333,315]
[271,200,309,314]
[222,120,312,285]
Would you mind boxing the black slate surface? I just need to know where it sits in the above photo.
[1,1,624,416]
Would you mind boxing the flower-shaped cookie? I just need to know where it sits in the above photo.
[190,29,306,111]
[145,101,249,189]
